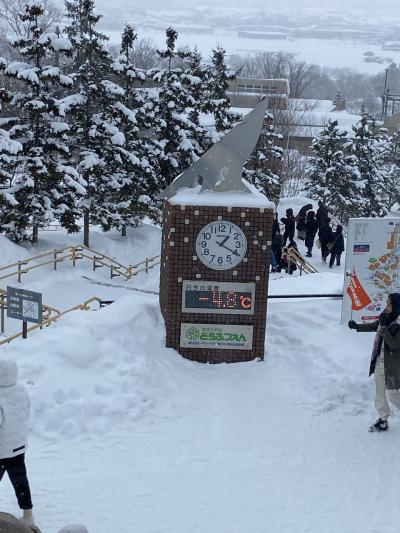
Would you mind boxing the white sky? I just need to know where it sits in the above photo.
[192,0,399,9]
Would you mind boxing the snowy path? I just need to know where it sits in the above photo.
[3,295,400,533]
[1,224,400,532]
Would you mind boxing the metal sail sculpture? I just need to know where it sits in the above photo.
[159,97,269,199]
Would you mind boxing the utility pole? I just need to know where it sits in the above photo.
[381,68,389,119]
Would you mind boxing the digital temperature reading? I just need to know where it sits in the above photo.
[182,281,255,315]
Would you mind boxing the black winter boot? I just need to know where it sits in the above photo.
[369,418,389,432]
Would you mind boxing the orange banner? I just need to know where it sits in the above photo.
[347,270,372,311]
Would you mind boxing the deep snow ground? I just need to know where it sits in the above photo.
[1,223,399,533]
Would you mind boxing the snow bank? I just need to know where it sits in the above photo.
[277,195,318,218]
[21,224,162,268]
[2,293,166,439]
[0,235,30,267]
[58,525,88,533]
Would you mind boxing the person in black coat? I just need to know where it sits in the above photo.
[348,293,400,432]
[318,217,333,263]
[304,210,318,257]
[296,213,306,240]
[316,200,329,229]
[280,208,295,245]
[272,212,280,241]
[328,225,345,267]
[280,239,298,275]
[271,232,283,273]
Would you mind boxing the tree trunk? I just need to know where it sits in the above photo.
[84,211,90,247]
[32,225,38,245]
[121,226,127,237]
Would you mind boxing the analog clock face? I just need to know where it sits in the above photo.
[195,221,247,270]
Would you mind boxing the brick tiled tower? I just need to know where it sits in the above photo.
[159,98,274,363]
[159,199,274,363]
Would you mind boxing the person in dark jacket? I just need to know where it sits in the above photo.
[316,200,329,229]
[296,213,306,240]
[280,239,298,275]
[280,208,295,246]
[318,218,333,263]
[348,293,400,432]
[272,212,280,241]
[271,233,283,273]
[328,225,345,267]
[304,211,318,257]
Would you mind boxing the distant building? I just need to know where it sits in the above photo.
[228,78,289,109]
[237,31,288,40]
[383,42,400,51]
[384,112,400,134]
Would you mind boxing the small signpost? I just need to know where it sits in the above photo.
[6,286,43,339]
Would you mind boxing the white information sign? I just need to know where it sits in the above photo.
[341,218,400,324]
[180,323,253,350]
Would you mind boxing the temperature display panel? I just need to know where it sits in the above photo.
[182,281,255,315]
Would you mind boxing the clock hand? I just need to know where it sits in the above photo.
[220,243,239,255]
[216,236,230,247]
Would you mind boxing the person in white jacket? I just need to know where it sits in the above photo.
[0,359,38,530]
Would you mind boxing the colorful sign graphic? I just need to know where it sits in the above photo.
[342,218,400,323]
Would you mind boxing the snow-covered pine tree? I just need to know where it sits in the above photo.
[245,112,283,203]
[207,46,239,134]
[105,24,161,235]
[63,0,128,246]
[3,2,79,243]
[350,115,389,218]
[306,119,364,223]
[375,126,400,211]
[0,79,22,233]
[151,28,210,193]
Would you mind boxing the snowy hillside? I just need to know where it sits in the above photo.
[1,224,399,533]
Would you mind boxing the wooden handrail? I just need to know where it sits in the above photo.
[282,246,317,274]
[0,244,161,284]
[0,245,74,271]
[0,295,102,346]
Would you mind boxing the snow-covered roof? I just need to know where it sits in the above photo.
[232,100,361,137]
[288,99,361,135]
[169,179,275,209]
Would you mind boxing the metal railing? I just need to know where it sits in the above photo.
[0,287,62,336]
[0,245,161,284]
[0,293,107,345]
[0,244,160,346]
[281,246,318,275]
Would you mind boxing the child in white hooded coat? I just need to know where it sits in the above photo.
[0,359,38,530]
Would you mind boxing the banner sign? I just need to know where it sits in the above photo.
[6,286,43,324]
[180,323,253,350]
[182,280,255,315]
[341,218,400,323]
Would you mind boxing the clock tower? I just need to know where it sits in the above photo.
[159,99,274,363]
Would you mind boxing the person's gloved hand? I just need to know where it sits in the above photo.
[348,320,358,330]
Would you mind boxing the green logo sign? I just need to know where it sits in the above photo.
[186,327,200,340]
[185,326,247,342]
[181,324,253,350]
